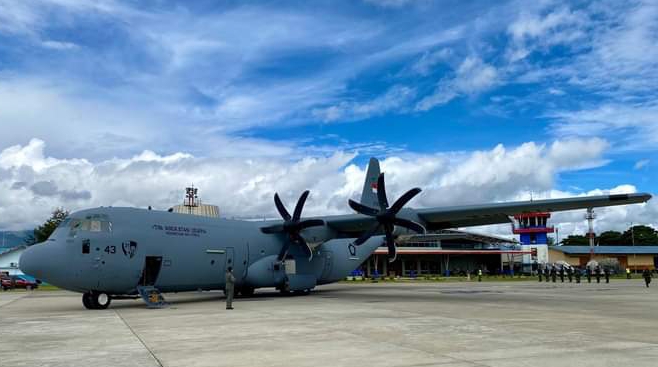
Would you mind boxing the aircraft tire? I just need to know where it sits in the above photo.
[82,293,95,309]
[92,292,112,309]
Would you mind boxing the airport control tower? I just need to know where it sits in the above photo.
[512,212,553,268]
[512,212,554,245]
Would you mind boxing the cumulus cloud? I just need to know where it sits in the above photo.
[0,137,643,236]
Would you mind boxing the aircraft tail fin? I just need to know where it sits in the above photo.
[360,157,381,209]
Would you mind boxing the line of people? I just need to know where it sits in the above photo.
[537,264,653,287]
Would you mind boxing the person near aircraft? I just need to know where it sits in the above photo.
[567,267,573,283]
[595,266,601,283]
[586,267,592,283]
[559,267,565,283]
[544,267,550,283]
[575,267,581,283]
[538,267,543,282]
[551,266,557,283]
[643,269,652,288]
[225,267,235,310]
[604,268,610,284]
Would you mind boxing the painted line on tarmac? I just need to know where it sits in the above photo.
[114,309,165,367]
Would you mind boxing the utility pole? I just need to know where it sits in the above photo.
[586,208,596,262]
[630,222,636,274]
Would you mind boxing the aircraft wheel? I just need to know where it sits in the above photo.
[93,292,112,309]
[82,293,95,309]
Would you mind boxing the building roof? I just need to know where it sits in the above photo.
[373,248,531,256]
[401,229,518,245]
[0,245,27,257]
[550,246,658,255]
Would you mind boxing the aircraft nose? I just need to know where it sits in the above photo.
[19,243,49,280]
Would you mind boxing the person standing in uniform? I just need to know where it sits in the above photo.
[225,267,235,310]
[595,266,601,283]
[643,268,652,288]
[538,266,543,282]
[567,267,573,283]
[559,267,565,283]
[575,267,581,283]
[604,268,610,284]
[586,267,592,283]
[551,266,557,283]
[626,268,632,280]
[478,268,483,282]
[544,267,550,283]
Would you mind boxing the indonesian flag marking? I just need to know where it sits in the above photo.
[371,182,378,193]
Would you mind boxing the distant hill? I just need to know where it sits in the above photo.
[0,230,33,250]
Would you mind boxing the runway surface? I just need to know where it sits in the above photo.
[1,280,657,367]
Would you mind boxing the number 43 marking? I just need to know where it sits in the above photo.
[104,246,116,254]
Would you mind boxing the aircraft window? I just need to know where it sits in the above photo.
[68,216,112,236]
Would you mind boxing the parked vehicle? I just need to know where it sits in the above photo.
[1,275,39,290]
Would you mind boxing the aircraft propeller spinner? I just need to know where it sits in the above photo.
[348,173,425,263]
[261,190,325,261]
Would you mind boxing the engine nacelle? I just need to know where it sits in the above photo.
[244,255,287,288]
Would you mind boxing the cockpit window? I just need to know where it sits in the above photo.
[68,214,112,237]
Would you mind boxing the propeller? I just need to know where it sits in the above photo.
[260,190,325,261]
[348,173,425,262]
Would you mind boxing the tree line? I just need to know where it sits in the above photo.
[560,225,658,246]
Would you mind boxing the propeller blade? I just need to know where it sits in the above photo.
[274,193,292,221]
[292,190,310,222]
[298,218,325,229]
[348,199,379,216]
[389,187,422,214]
[277,241,290,261]
[260,224,285,234]
[392,217,426,234]
[376,173,388,210]
[293,234,314,261]
[384,228,397,263]
[353,224,380,246]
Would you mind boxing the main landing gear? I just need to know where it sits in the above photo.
[82,291,112,310]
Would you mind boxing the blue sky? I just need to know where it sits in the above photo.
[0,0,656,232]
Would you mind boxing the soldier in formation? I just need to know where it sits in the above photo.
[559,267,565,283]
[586,267,592,283]
[643,269,652,288]
[575,267,581,283]
[567,267,573,283]
[595,266,602,283]
[551,266,557,283]
[604,268,610,284]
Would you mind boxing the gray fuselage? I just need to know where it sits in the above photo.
[19,207,383,295]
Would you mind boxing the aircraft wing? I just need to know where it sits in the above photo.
[325,193,652,233]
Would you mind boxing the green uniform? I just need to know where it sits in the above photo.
[225,270,235,309]
[643,270,652,288]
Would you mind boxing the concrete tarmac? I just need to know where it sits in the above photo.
[1,280,657,367]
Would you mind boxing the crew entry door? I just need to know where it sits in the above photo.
[139,256,163,286]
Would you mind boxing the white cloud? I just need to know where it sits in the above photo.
[416,57,497,111]
[0,137,632,234]
[634,159,649,170]
[312,85,416,123]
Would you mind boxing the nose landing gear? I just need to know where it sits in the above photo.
[82,291,112,309]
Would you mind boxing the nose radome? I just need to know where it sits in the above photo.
[19,244,46,279]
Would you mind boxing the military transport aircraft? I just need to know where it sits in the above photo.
[19,158,651,309]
